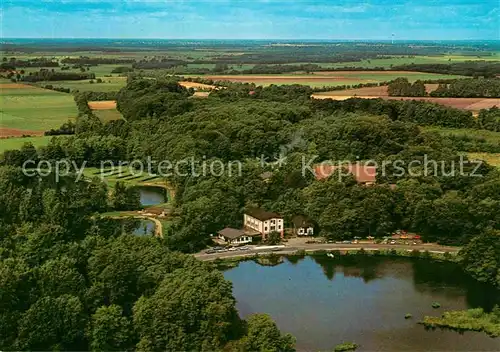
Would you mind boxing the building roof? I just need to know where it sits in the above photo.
[314,163,377,183]
[218,227,260,239]
[292,215,313,228]
[245,207,282,221]
[218,228,246,239]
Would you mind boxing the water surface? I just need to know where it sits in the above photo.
[224,256,500,352]
[136,186,166,206]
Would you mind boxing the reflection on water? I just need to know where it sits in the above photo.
[131,219,155,236]
[136,186,167,206]
[224,256,500,352]
[120,218,155,236]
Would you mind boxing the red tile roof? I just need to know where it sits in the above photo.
[314,163,377,183]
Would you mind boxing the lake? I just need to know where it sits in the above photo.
[136,186,167,206]
[224,256,500,352]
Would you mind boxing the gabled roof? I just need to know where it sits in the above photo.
[245,207,282,221]
[218,228,246,239]
[218,227,260,239]
[314,163,377,183]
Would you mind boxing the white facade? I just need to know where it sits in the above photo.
[297,227,314,236]
[244,214,284,235]
[217,234,253,244]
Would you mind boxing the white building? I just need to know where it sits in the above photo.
[216,228,258,245]
[244,208,284,239]
[292,215,314,236]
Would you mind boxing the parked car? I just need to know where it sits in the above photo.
[205,249,216,254]
[390,240,396,245]
[228,247,238,251]
[342,240,352,244]
[239,246,250,251]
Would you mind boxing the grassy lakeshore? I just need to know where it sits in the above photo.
[420,308,500,338]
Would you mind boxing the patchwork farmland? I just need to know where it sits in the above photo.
[189,71,467,87]
[311,84,500,113]
[0,82,78,137]
[88,100,123,123]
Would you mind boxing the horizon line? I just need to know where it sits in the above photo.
[2,37,499,42]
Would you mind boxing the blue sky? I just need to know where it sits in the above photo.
[2,0,499,40]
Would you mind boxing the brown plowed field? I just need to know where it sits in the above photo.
[0,83,33,89]
[0,127,44,138]
[312,85,500,112]
[202,75,367,84]
[179,81,216,90]
[88,100,117,110]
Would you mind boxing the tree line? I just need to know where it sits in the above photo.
[0,168,295,350]
[61,57,135,65]
[430,78,500,98]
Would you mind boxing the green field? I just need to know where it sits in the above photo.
[81,167,166,187]
[307,54,500,69]
[0,135,57,153]
[93,108,124,123]
[33,76,127,93]
[0,84,78,131]
[187,71,467,88]
[422,127,500,144]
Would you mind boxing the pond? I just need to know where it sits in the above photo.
[131,219,156,236]
[120,218,156,236]
[224,256,500,352]
[135,186,167,206]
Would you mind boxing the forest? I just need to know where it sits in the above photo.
[0,169,295,351]
[1,76,499,349]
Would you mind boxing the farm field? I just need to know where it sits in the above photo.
[179,81,216,90]
[0,83,78,136]
[304,54,500,69]
[188,71,466,87]
[33,76,127,92]
[422,127,500,144]
[0,135,58,153]
[81,167,167,188]
[88,100,123,123]
[468,153,500,168]
[312,85,500,113]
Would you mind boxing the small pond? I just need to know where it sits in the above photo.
[135,186,167,206]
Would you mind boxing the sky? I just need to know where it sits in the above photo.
[2,0,499,40]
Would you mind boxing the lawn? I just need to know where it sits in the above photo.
[0,135,58,153]
[0,84,78,132]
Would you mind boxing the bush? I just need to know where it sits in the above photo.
[334,342,358,352]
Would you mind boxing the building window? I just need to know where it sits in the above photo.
[277,225,281,230]
[264,227,268,231]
